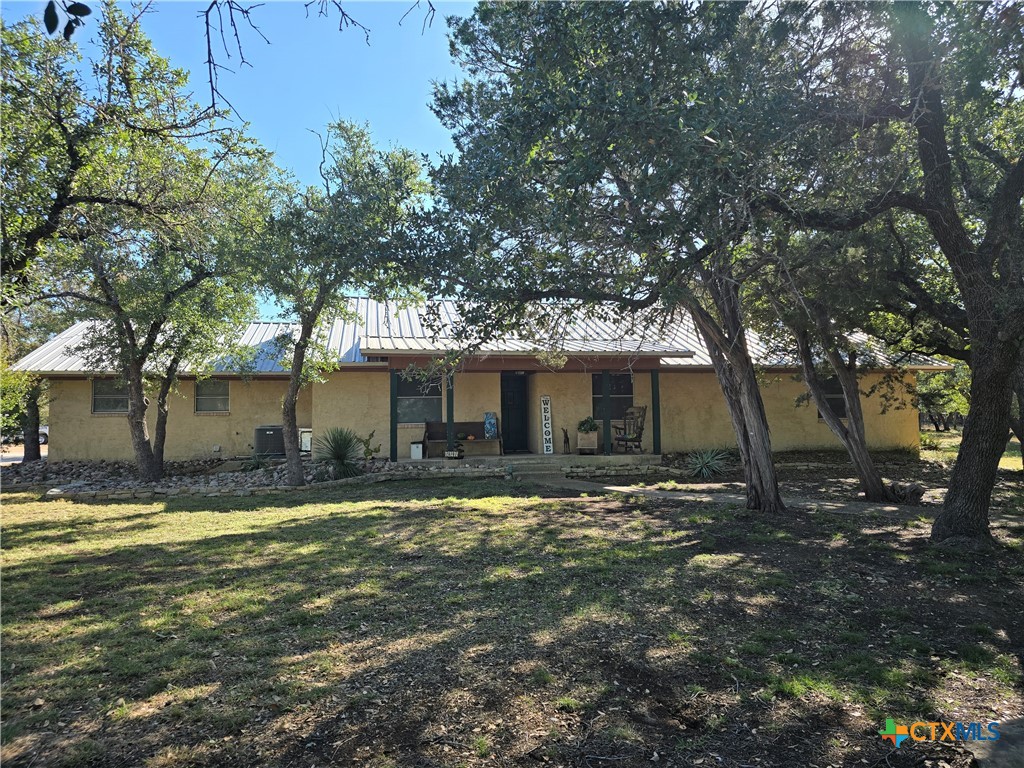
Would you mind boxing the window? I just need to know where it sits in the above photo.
[817,378,848,420]
[195,379,230,412]
[92,379,128,413]
[592,373,633,420]
[396,375,442,423]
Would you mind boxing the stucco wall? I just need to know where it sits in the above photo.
[659,370,918,453]
[311,369,391,458]
[451,372,502,457]
[453,372,500,423]
[46,377,309,462]
[45,368,919,462]
[526,370,657,454]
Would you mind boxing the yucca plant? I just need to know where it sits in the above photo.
[314,428,365,479]
[684,448,731,479]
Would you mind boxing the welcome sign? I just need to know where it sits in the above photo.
[540,395,554,455]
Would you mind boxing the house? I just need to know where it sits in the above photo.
[12,298,941,463]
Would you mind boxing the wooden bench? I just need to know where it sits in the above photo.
[423,421,503,458]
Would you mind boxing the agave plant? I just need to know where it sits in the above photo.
[684,448,731,479]
[314,428,365,479]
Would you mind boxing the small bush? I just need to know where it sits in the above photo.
[314,428,364,479]
[357,430,382,461]
[577,416,599,433]
[685,448,731,479]
[241,454,271,472]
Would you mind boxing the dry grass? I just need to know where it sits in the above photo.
[2,478,1021,767]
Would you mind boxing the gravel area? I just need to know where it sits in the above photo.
[0,456,407,492]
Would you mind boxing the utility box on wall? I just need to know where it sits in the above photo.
[254,425,285,456]
[299,429,313,453]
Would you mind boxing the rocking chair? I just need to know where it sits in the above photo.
[613,405,647,453]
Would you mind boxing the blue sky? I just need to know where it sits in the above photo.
[5,1,472,186]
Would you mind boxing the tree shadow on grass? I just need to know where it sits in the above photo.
[1,483,1018,767]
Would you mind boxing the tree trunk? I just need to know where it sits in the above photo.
[125,366,161,482]
[21,382,42,463]
[690,297,786,515]
[793,328,898,503]
[282,329,311,487]
[931,338,1018,545]
[152,357,181,470]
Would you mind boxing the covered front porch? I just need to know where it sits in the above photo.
[385,362,667,462]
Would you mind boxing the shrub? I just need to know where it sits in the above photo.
[685,448,731,479]
[357,430,382,461]
[241,454,271,472]
[577,416,599,433]
[314,428,365,478]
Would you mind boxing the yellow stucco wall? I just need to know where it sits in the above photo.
[659,370,918,453]
[46,377,310,462]
[45,368,919,461]
[453,372,500,423]
[524,369,655,454]
[451,372,502,457]
[311,369,391,458]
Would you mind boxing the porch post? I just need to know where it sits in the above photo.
[651,369,662,455]
[389,370,399,462]
[446,372,455,451]
[602,369,612,455]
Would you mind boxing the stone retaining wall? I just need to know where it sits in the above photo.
[31,466,510,502]
[564,465,678,480]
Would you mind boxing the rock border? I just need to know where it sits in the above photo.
[564,465,683,480]
[31,466,510,501]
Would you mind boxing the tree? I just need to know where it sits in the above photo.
[258,122,425,486]
[426,2,789,512]
[757,2,1024,545]
[19,4,274,481]
[747,232,909,503]
[34,0,437,110]
[1,4,230,306]
[916,364,970,432]
[1,300,69,461]
[1,347,33,443]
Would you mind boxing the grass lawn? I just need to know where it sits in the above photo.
[920,428,1023,472]
[2,480,1022,767]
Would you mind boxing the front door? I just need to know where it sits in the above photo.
[500,373,529,452]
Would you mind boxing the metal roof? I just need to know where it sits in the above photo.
[13,297,946,374]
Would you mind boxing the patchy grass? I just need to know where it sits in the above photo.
[1,479,1021,768]
[920,428,1022,471]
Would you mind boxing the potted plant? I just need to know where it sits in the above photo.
[577,416,599,454]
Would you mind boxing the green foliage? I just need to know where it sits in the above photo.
[685,449,731,480]
[241,454,272,472]
[3,5,273,479]
[577,416,599,433]
[915,364,971,422]
[0,352,32,437]
[314,428,365,479]
[356,430,382,461]
[257,121,427,385]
